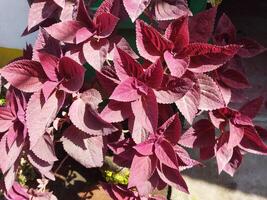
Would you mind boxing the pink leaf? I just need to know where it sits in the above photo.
[155,75,193,104]
[26,91,65,148]
[31,134,57,163]
[223,147,242,176]
[0,107,14,133]
[155,138,178,169]
[62,125,105,168]
[45,20,84,43]
[1,60,48,93]
[58,56,85,93]
[83,39,109,71]
[100,100,132,123]
[239,96,264,119]
[136,20,172,62]
[131,88,158,134]
[128,155,157,188]
[122,0,151,22]
[196,74,225,111]
[134,139,155,156]
[189,7,217,43]
[113,47,143,81]
[69,93,117,136]
[164,51,189,78]
[110,78,144,102]
[154,0,191,21]
[28,0,58,30]
[94,13,119,38]
[229,121,244,148]
[76,27,94,44]
[175,84,200,124]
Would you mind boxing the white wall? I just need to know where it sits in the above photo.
[0,0,37,49]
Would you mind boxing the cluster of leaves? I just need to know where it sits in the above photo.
[0,0,267,199]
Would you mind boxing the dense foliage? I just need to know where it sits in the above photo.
[0,0,266,199]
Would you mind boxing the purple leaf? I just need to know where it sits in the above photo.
[237,37,266,58]
[62,125,105,168]
[95,0,121,17]
[220,68,250,89]
[38,52,59,81]
[1,60,48,93]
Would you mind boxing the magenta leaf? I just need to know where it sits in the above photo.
[38,52,59,81]
[62,125,105,168]
[196,74,225,111]
[94,13,119,38]
[155,138,178,169]
[136,20,172,62]
[26,90,65,148]
[95,0,121,17]
[134,139,155,156]
[58,56,85,93]
[1,60,48,93]
[164,16,189,52]
[157,164,188,193]
[123,0,151,22]
[113,47,143,81]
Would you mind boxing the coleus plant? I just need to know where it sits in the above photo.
[0,0,266,199]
